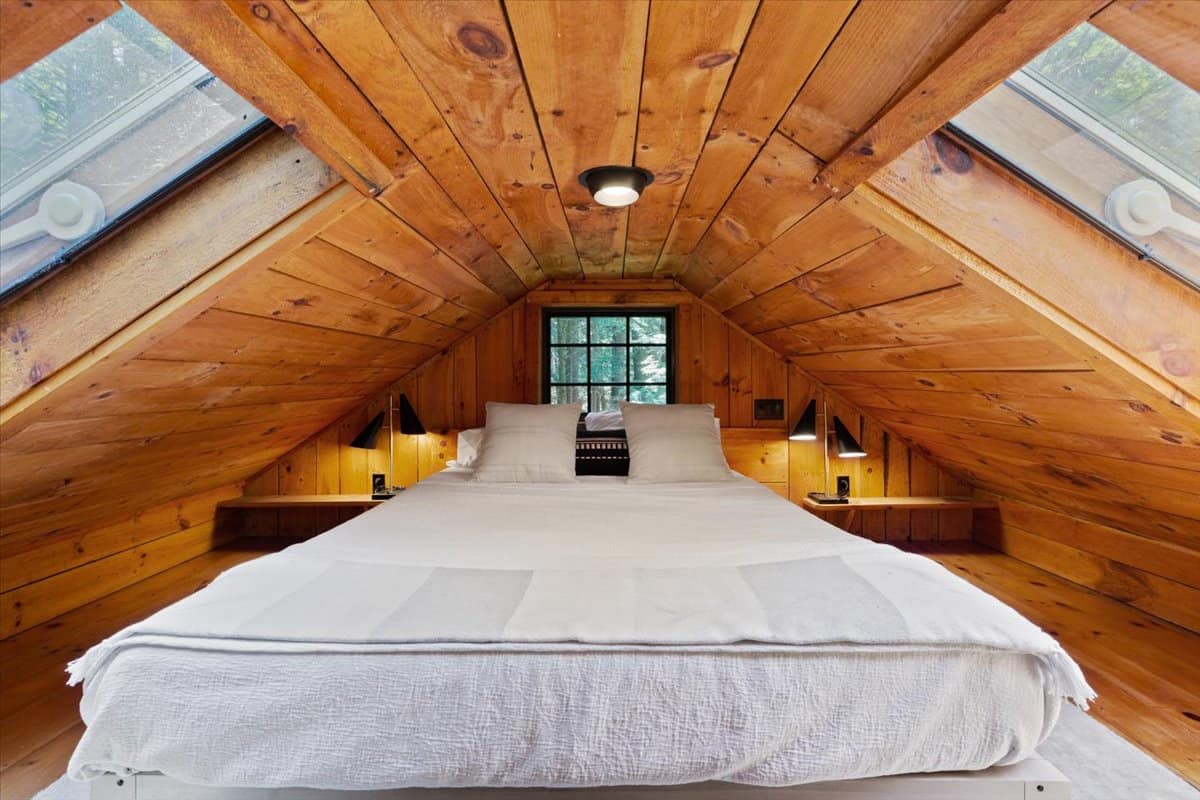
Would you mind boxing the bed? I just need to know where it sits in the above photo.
[67,468,1091,794]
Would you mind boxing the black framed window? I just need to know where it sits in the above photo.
[542,308,674,412]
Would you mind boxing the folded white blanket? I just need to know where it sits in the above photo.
[70,472,1092,710]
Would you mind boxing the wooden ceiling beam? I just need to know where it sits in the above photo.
[777,0,1006,163]
[1092,0,1200,92]
[127,0,394,196]
[0,0,119,82]
[0,184,363,443]
[0,132,337,409]
[844,133,1200,424]
[813,0,1107,197]
[160,0,536,302]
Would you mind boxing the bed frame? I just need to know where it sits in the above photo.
[88,756,1069,799]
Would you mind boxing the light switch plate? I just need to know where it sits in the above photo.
[754,398,785,420]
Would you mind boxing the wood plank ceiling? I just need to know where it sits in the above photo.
[2,1,1198,566]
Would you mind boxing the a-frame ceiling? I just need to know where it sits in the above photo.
[1,1,1198,560]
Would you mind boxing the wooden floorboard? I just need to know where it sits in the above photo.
[0,540,289,799]
[1,540,1195,798]
[902,541,1200,788]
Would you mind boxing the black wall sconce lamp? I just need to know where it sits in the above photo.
[790,397,867,505]
[349,392,425,499]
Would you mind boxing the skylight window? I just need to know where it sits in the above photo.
[0,5,266,298]
[951,23,1200,287]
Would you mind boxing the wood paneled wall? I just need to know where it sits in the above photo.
[246,282,974,542]
[0,484,239,638]
[974,496,1200,634]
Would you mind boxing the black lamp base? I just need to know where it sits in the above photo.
[371,487,404,501]
[807,491,849,505]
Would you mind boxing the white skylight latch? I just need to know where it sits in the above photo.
[1105,179,1200,244]
[0,181,107,252]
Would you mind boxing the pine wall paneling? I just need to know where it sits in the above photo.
[243,282,976,542]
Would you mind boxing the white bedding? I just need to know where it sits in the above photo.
[68,470,1091,789]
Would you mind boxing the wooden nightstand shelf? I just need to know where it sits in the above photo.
[216,495,391,540]
[801,496,996,512]
[218,494,386,509]
[802,496,997,540]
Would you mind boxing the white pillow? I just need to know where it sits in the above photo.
[621,402,733,483]
[448,428,484,468]
[472,402,582,483]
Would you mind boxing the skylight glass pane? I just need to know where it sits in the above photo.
[951,24,1200,287]
[0,5,266,297]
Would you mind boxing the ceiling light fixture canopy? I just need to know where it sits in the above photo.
[579,165,654,207]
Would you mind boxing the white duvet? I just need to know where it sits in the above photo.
[68,470,1092,789]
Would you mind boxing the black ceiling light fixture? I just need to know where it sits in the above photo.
[789,399,818,441]
[579,165,654,207]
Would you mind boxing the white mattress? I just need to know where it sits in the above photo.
[69,470,1079,789]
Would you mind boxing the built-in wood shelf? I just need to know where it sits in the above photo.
[218,494,385,509]
[802,496,997,512]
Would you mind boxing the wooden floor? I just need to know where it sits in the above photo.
[1,540,1196,799]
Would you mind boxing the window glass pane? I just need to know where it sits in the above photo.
[589,346,626,382]
[549,316,586,344]
[589,316,626,344]
[630,316,666,343]
[550,346,587,383]
[589,385,625,412]
[0,6,267,296]
[950,23,1200,286]
[630,345,666,383]
[550,384,588,408]
[629,385,666,404]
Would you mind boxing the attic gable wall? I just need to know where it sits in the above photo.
[243,282,973,542]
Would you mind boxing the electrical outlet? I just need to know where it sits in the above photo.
[836,475,851,498]
[753,398,785,421]
[371,473,386,494]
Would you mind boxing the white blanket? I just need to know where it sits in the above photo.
[68,471,1093,788]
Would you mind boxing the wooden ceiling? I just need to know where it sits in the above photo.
[1,1,1198,566]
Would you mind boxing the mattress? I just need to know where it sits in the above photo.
[68,470,1089,789]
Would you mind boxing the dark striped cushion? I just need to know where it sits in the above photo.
[575,430,629,476]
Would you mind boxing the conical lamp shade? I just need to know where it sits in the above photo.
[789,399,818,441]
[349,412,385,449]
[398,392,426,435]
[832,416,866,458]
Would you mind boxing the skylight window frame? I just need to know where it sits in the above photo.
[0,116,273,305]
[945,122,1200,293]
[0,61,215,215]
[1006,70,1200,208]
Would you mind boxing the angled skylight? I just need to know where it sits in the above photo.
[0,5,266,298]
[951,23,1200,287]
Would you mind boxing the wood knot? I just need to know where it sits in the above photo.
[695,50,736,69]
[457,23,507,60]
[931,131,973,174]
[251,3,270,20]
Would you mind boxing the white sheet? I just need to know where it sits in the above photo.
[68,471,1088,789]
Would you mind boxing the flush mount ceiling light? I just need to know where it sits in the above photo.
[579,165,654,207]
